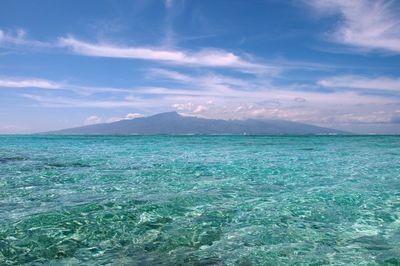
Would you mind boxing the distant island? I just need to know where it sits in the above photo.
[45,112,345,135]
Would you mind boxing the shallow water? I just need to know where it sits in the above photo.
[0,135,399,265]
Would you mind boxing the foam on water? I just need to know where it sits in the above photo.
[0,135,399,265]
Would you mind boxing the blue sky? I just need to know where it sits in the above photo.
[1,0,400,133]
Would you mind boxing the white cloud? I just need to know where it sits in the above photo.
[333,111,393,124]
[85,114,143,125]
[125,113,144,119]
[172,102,195,111]
[0,29,27,45]
[0,77,62,89]
[0,28,274,73]
[193,105,208,113]
[0,28,271,72]
[83,113,144,125]
[146,68,273,95]
[148,68,193,82]
[145,69,396,104]
[318,75,400,91]
[58,36,270,72]
[0,28,337,74]
[172,98,399,125]
[308,0,400,53]
[20,94,148,108]
[0,28,49,48]
[84,115,102,125]
[0,75,141,95]
[105,113,144,123]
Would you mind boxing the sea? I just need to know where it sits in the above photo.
[0,135,399,265]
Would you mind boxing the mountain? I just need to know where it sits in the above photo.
[46,112,345,135]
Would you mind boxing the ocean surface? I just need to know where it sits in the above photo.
[0,135,399,265]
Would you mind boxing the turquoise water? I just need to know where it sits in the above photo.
[0,135,399,265]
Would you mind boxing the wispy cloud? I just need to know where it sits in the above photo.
[147,68,193,82]
[146,68,399,102]
[0,29,50,48]
[125,113,144,119]
[318,75,400,91]
[0,76,134,93]
[84,115,102,125]
[84,113,144,125]
[0,27,346,74]
[20,94,146,108]
[0,27,274,73]
[162,0,179,47]
[147,68,272,92]
[58,36,270,72]
[164,0,175,9]
[307,0,400,53]
[0,77,62,89]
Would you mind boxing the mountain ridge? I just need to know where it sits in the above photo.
[45,111,346,135]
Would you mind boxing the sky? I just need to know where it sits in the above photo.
[1,0,400,134]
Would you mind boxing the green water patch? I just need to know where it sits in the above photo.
[1,135,400,264]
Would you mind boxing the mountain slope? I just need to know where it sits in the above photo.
[46,112,345,135]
